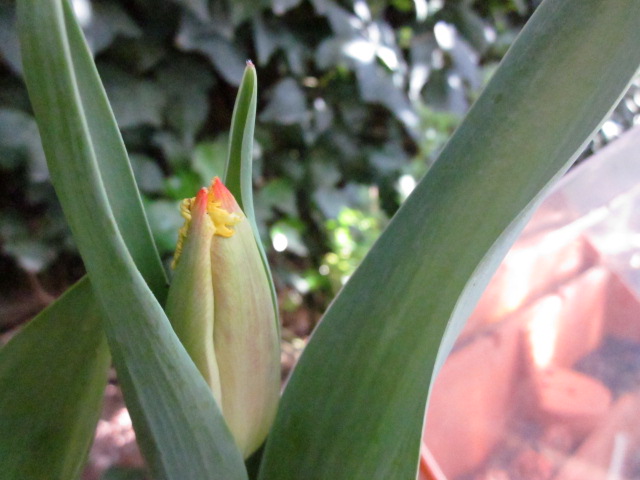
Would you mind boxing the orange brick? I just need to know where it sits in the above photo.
[424,320,522,478]
[529,367,612,438]
[554,392,640,480]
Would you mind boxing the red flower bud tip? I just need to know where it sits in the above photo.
[172,182,242,269]
[168,176,279,458]
[194,187,209,213]
[211,176,241,214]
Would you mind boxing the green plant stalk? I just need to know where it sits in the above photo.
[259,1,640,479]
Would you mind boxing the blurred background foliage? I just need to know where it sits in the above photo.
[1,0,639,349]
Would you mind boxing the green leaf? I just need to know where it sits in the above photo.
[223,62,279,325]
[82,2,141,55]
[170,0,210,22]
[17,1,247,479]
[130,154,165,194]
[62,7,168,298]
[176,14,247,86]
[165,168,204,200]
[259,78,309,126]
[0,0,169,474]
[271,0,303,15]
[143,198,184,255]
[0,4,22,76]
[0,279,110,480]
[100,64,167,130]
[255,178,297,218]
[259,1,640,479]
[0,108,48,182]
[2,237,56,273]
[102,466,149,480]
[156,57,214,143]
[191,139,228,184]
[252,16,306,75]
[224,63,258,222]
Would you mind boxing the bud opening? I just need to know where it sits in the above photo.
[172,179,242,268]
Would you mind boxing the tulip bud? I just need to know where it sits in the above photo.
[165,177,280,458]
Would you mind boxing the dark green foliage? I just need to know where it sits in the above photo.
[4,2,640,479]
[0,0,637,319]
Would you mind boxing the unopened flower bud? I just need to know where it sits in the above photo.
[166,177,280,458]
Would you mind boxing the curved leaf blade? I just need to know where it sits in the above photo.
[17,2,247,479]
[259,1,640,479]
[223,63,279,322]
[0,279,110,480]
[63,5,168,300]
[224,61,258,225]
[0,4,167,476]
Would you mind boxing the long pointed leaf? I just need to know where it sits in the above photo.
[0,279,110,480]
[223,63,279,321]
[224,61,258,224]
[63,6,168,300]
[17,2,247,479]
[0,6,169,473]
[259,1,640,479]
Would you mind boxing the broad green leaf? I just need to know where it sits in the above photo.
[64,2,168,299]
[223,63,279,321]
[192,139,228,184]
[0,108,47,182]
[82,2,141,55]
[156,57,215,143]
[143,198,184,255]
[176,14,247,86]
[17,1,247,479]
[259,1,640,479]
[0,4,22,76]
[101,65,167,130]
[0,279,110,480]
[170,0,210,22]
[0,0,168,475]
[259,78,309,126]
